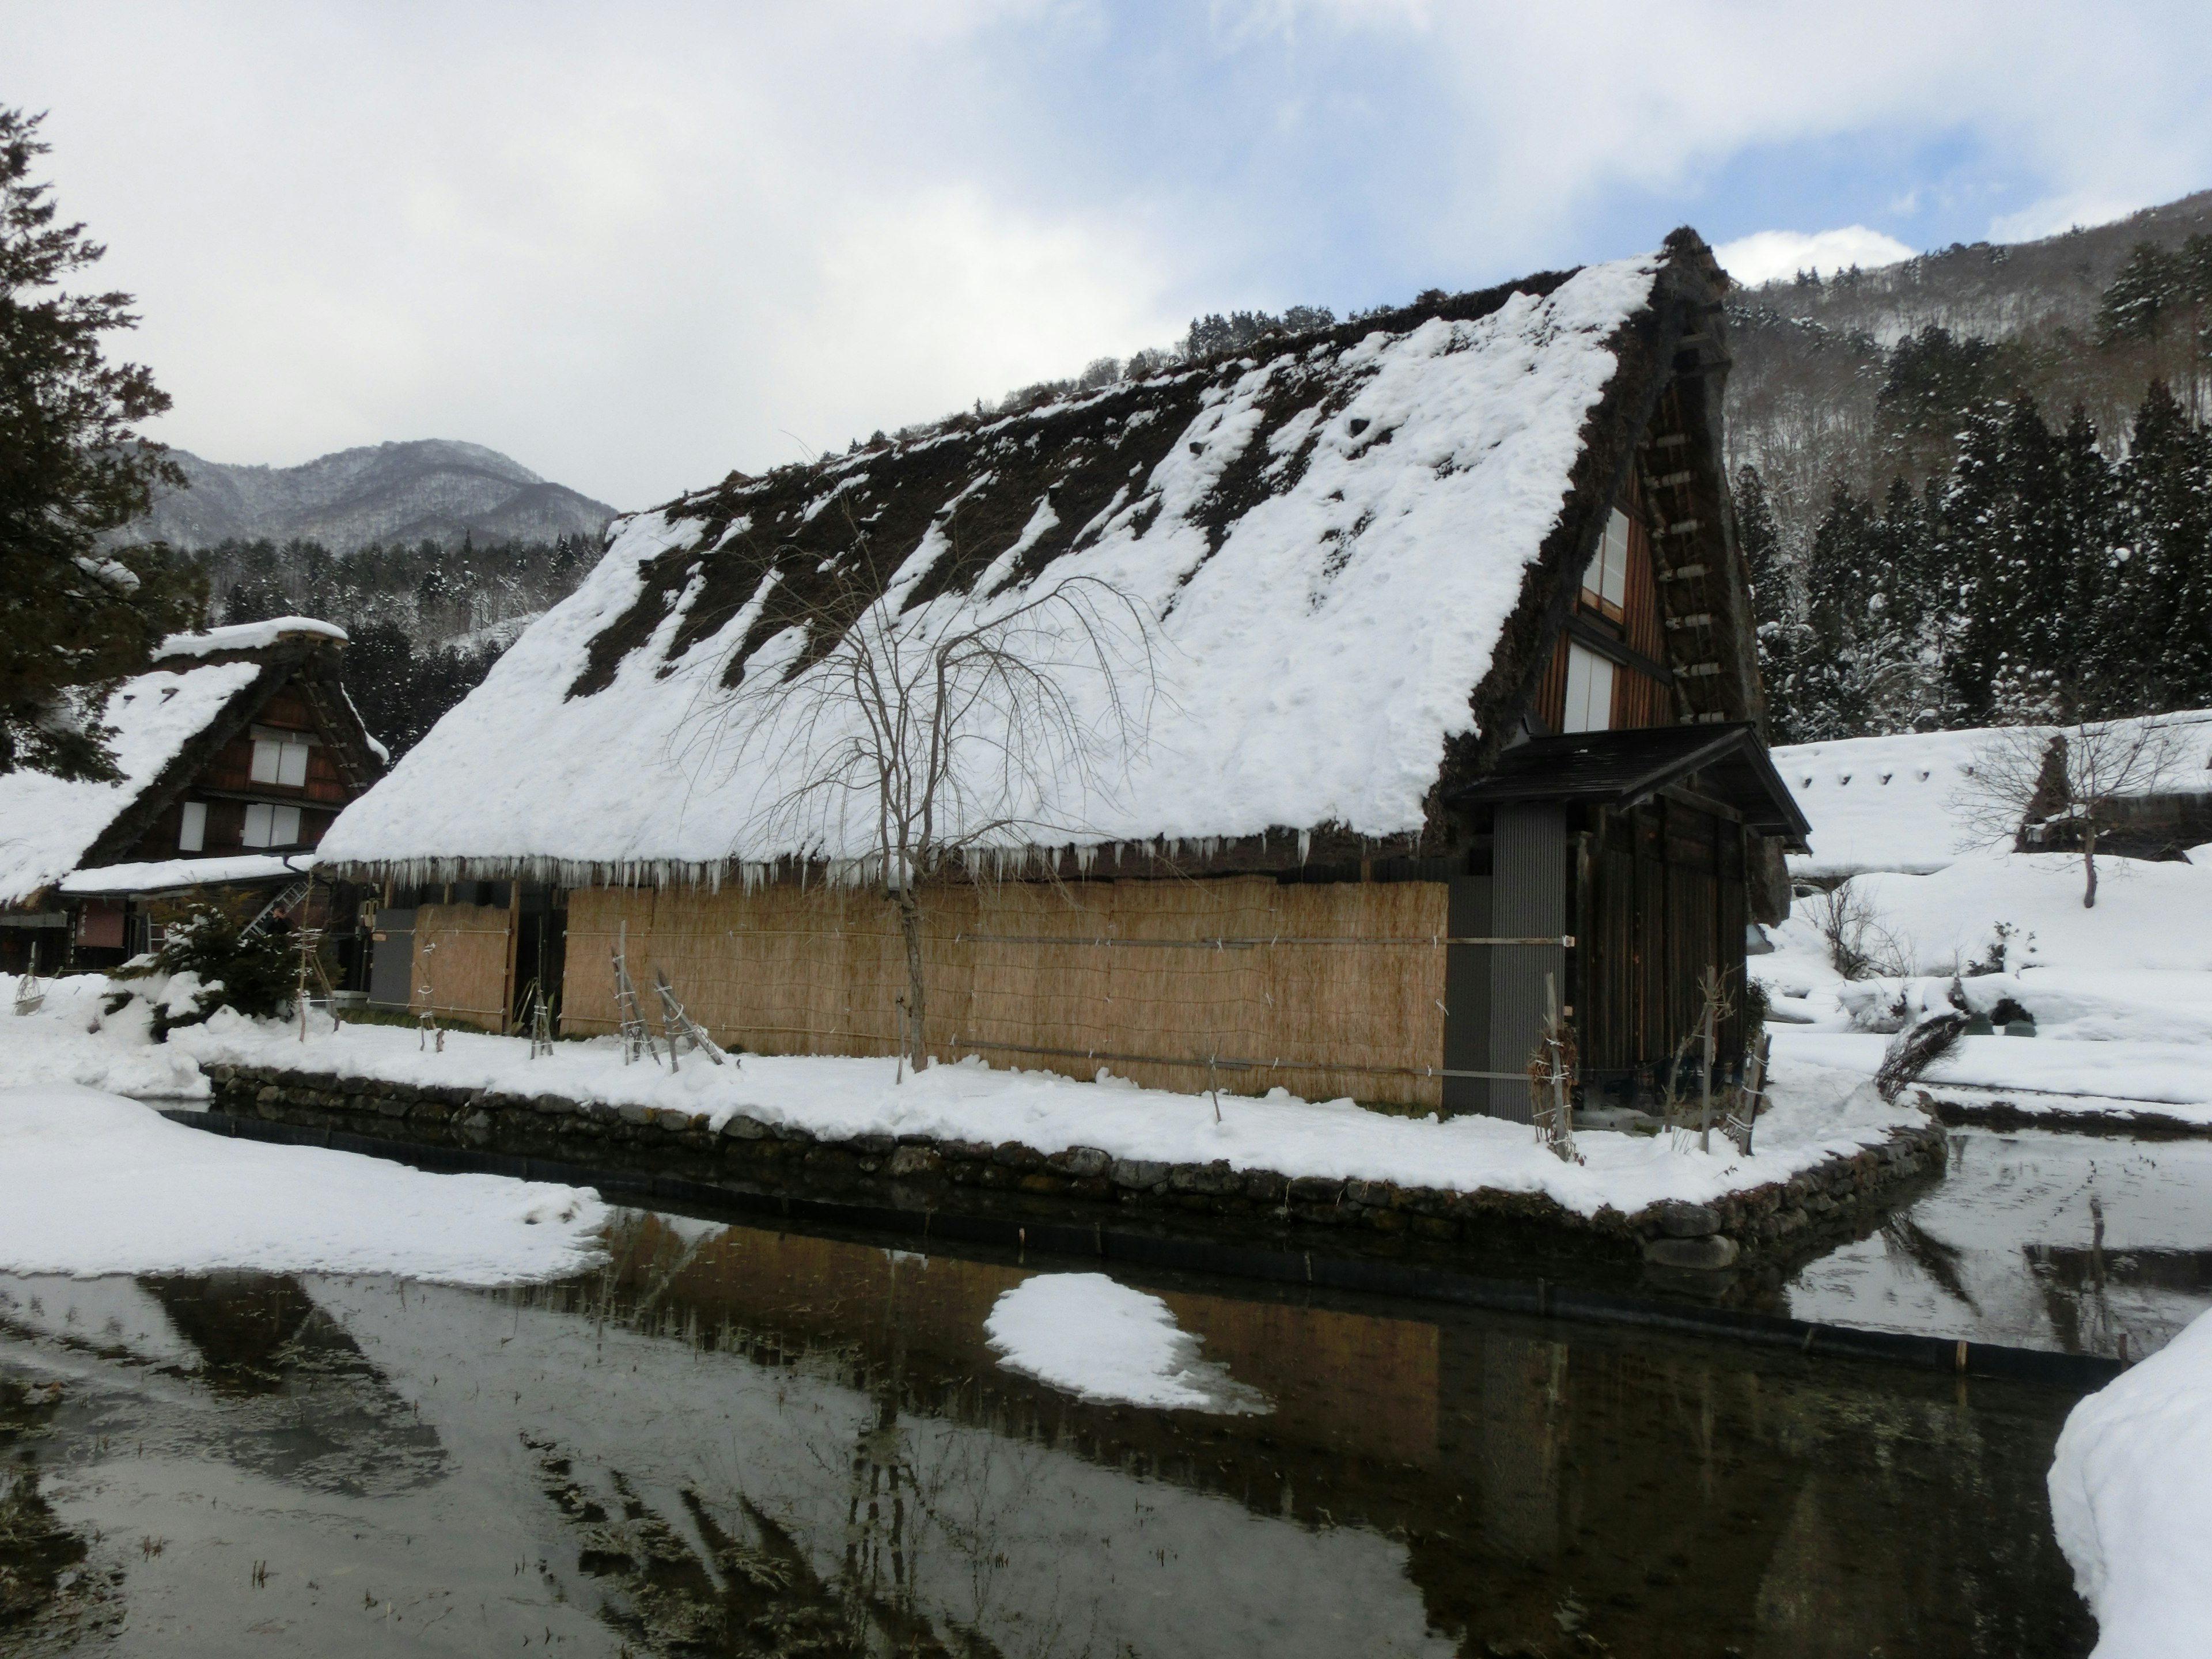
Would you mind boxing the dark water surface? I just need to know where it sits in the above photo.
[1787,1126,2212,1361]
[0,1206,2093,1657]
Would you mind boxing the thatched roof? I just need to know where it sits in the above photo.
[0,619,382,908]
[321,231,1755,888]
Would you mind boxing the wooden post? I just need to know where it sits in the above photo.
[1697,966,1717,1153]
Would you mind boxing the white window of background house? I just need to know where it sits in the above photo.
[242,803,302,848]
[1562,642,1615,734]
[177,800,207,853]
[1582,507,1631,617]
[249,729,313,787]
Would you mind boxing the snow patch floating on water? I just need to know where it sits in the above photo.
[0,1083,608,1285]
[2049,1306,2212,1656]
[984,1272,1268,1415]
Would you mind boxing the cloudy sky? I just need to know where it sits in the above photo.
[8,1,2210,511]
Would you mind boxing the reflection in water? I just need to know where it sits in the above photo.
[0,1206,2094,1657]
[1790,1127,2212,1358]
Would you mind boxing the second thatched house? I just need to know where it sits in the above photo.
[318,230,1808,1117]
[0,618,387,976]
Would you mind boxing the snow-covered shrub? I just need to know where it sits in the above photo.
[112,905,294,1038]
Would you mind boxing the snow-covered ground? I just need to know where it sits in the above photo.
[1752,849,2212,1124]
[1,968,1922,1222]
[0,1082,607,1283]
[2049,1306,2212,1657]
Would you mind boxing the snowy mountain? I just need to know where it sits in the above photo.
[130,439,619,551]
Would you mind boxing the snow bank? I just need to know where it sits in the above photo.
[985,1272,1268,1413]
[0,1083,607,1283]
[1749,849,2212,1119]
[59,851,310,895]
[1780,851,2212,979]
[163,1011,1922,1218]
[155,616,347,657]
[2049,1307,2212,1656]
[1775,1032,2212,1124]
[1774,713,2212,878]
[0,658,262,906]
[0,969,209,1099]
[320,257,1664,873]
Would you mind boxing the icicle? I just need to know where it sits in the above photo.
[1297,828,1311,865]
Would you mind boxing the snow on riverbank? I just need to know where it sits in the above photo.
[0,1083,607,1283]
[177,1010,1917,1219]
[1,971,1919,1220]
[1751,848,2212,1123]
[985,1273,1268,1414]
[2050,1306,2212,1656]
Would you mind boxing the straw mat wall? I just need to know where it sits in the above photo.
[411,900,512,1031]
[565,876,1450,1109]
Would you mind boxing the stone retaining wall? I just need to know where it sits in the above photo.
[202,1062,1947,1270]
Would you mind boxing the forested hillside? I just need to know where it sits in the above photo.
[202,532,597,757]
[1724,191,2212,741]
[135,440,618,759]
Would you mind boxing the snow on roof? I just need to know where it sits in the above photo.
[1777,711,2212,878]
[323,254,1674,880]
[59,852,312,896]
[0,660,263,907]
[156,616,348,659]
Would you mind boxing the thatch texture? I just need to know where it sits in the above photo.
[410,900,513,1031]
[564,877,1450,1108]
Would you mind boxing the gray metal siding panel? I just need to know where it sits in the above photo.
[1486,804,1566,1121]
[1440,875,1493,1118]
[367,907,415,1010]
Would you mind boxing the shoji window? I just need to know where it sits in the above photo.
[1561,642,1615,733]
[1581,507,1631,620]
[249,731,313,787]
[177,801,207,852]
[242,803,302,847]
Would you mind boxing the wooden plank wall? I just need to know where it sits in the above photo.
[1578,796,1747,1077]
[563,876,1451,1110]
[410,901,513,1031]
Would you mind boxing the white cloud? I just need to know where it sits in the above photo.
[1988,192,2149,244]
[4,0,2209,510]
[1711,226,1918,289]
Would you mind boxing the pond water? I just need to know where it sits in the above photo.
[1786,1126,2212,1362]
[2,1203,2093,1657]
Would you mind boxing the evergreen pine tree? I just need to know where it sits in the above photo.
[1798,484,1881,738]
[1733,465,1805,740]
[2119,381,2212,709]
[0,108,203,778]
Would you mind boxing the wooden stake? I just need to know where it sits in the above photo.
[1697,966,1718,1153]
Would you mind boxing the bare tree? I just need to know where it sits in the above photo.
[1955,715,2185,908]
[1804,877,1910,979]
[694,540,1160,1074]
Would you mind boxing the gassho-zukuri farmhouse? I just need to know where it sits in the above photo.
[315,229,1810,1120]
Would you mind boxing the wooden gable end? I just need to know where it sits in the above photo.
[1525,365,1762,743]
[121,663,380,866]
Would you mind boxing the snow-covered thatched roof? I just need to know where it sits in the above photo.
[321,233,1748,887]
[0,622,373,909]
[1777,711,2212,878]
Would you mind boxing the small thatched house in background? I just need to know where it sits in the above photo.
[0,619,387,975]
[320,230,1808,1116]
